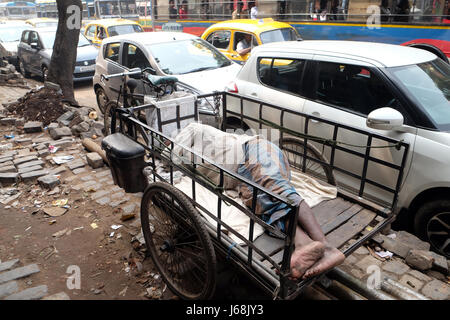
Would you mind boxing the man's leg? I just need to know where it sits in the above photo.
[290,225,325,279]
[296,200,345,279]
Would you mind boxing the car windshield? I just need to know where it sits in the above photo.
[0,25,28,42]
[388,59,450,131]
[107,24,142,36]
[259,28,298,44]
[40,32,91,49]
[146,39,232,75]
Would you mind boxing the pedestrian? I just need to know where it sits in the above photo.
[179,0,188,19]
[169,0,178,19]
[232,1,244,19]
[249,1,258,19]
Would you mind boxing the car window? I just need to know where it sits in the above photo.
[39,32,56,49]
[206,30,231,50]
[107,24,143,37]
[233,32,256,51]
[145,39,231,75]
[388,59,450,131]
[258,57,306,96]
[259,28,298,44]
[86,25,96,37]
[29,31,39,44]
[314,61,403,116]
[123,43,150,69]
[104,42,121,63]
[21,30,29,43]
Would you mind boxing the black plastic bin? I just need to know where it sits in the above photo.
[101,133,147,193]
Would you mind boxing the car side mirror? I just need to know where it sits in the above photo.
[366,107,404,131]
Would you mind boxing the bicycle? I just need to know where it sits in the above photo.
[100,67,179,136]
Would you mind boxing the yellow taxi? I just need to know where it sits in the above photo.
[84,18,144,47]
[201,18,301,64]
[25,18,58,27]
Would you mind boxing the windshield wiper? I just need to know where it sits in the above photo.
[185,66,216,74]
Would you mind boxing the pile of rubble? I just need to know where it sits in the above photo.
[0,59,28,88]
[0,84,105,140]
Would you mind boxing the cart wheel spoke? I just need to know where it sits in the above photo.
[141,182,216,300]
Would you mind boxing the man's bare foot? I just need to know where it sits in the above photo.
[302,246,345,279]
[290,241,325,279]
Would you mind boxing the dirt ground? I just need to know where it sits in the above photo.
[0,184,171,300]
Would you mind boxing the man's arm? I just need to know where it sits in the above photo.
[236,41,251,56]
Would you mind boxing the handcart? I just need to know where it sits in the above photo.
[101,91,409,300]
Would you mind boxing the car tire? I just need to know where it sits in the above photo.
[42,65,49,82]
[19,60,30,78]
[95,86,109,114]
[414,199,450,258]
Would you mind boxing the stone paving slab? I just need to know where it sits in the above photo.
[0,281,19,298]
[0,264,40,284]
[4,285,48,300]
[18,165,43,174]
[0,165,16,173]
[421,279,449,300]
[0,259,20,272]
[16,160,44,169]
[20,170,49,182]
[12,155,38,166]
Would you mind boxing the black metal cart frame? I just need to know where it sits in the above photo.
[112,91,409,300]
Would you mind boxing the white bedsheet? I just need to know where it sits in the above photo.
[172,170,337,245]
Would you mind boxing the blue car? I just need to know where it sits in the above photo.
[17,27,98,82]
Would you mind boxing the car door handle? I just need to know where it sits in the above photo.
[251,92,257,96]
[311,111,321,123]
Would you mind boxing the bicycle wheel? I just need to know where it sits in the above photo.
[103,101,120,136]
[103,101,135,137]
[280,137,336,186]
[141,182,217,300]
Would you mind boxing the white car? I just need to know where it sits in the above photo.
[93,31,242,126]
[227,40,450,257]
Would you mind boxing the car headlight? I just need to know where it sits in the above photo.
[176,84,216,114]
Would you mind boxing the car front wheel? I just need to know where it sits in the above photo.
[95,86,109,114]
[414,199,450,258]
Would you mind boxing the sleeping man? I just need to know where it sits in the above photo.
[171,123,345,280]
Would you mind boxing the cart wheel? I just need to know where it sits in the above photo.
[141,182,217,300]
[280,137,336,186]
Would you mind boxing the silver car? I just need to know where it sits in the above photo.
[93,32,242,125]
[17,27,98,82]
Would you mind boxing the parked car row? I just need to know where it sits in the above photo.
[0,17,448,257]
[0,17,143,82]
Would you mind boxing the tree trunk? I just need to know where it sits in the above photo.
[48,0,82,106]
